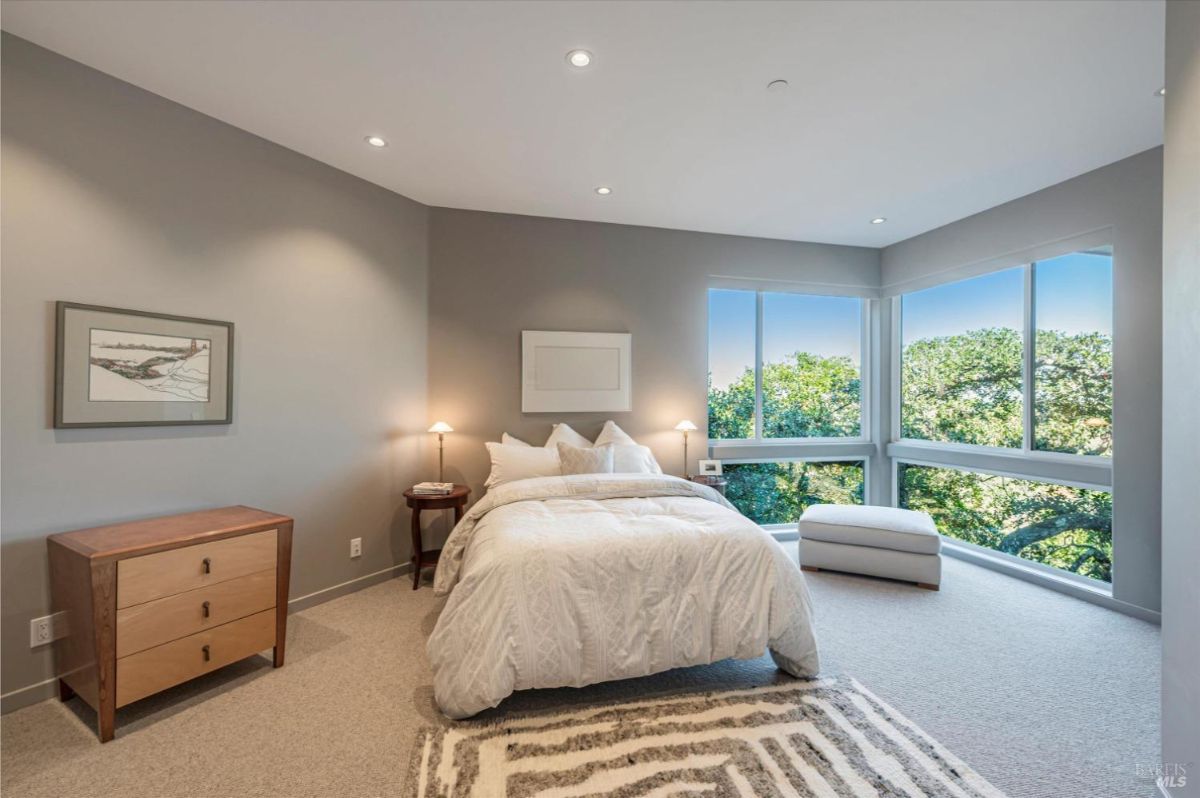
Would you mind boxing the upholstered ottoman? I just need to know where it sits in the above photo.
[798,505,942,590]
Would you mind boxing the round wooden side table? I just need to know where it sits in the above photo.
[403,485,469,590]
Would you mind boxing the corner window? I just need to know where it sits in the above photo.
[708,289,865,442]
[898,463,1112,583]
[899,248,1112,459]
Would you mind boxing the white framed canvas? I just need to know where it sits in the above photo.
[522,331,632,412]
[698,459,723,476]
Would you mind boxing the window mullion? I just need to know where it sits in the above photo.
[754,291,764,442]
[1023,263,1036,454]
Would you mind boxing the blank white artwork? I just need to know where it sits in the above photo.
[522,331,631,412]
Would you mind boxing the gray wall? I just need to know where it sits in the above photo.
[881,149,1164,613]
[1161,1,1200,791]
[427,208,880,494]
[1,36,430,702]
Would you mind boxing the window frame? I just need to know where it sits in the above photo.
[890,258,1113,471]
[708,289,872,448]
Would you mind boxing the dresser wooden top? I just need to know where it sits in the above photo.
[49,506,291,561]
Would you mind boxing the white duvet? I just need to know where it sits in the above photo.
[427,474,821,719]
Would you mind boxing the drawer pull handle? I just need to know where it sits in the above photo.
[202,557,211,575]
[202,601,211,619]
[201,644,211,663]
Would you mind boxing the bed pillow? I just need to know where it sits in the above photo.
[593,420,637,447]
[544,423,592,449]
[484,442,561,489]
[611,443,663,474]
[557,442,614,475]
[501,432,531,447]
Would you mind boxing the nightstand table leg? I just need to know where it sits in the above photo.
[411,508,422,590]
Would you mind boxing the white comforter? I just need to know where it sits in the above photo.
[427,474,820,719]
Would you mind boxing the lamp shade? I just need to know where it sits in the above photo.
[674,420,698,432]
[427,421,454,434]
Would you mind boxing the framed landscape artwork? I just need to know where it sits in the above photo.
[55,302,234,428]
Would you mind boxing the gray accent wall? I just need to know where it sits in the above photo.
[1,37,430,702]
[427,208,880,494]
[1162,1,1200,791]
[881,148,1164,613]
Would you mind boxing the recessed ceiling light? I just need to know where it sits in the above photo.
[365,135,388,148]
[566,49,593,68]
[870,217,887,225]
[594,186,612,196]
[767,79,789,92]
[1155,86,1166,97]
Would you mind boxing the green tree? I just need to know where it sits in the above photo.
[708,327,1113,581]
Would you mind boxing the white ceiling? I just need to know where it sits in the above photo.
[1,0,1164,247]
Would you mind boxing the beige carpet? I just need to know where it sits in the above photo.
[1,556,1160,798]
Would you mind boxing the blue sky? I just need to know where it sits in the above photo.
[708,290,861,389]
[709,250,1111,389]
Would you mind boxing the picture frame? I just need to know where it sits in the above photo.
[698,459,723,476]
[55,302,234,428]
[521,330,632,413]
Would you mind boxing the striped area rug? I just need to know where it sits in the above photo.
[408,676,1007,797]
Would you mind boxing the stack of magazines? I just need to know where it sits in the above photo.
[412,481,454,495]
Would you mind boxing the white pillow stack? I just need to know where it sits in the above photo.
[484,421,663,488]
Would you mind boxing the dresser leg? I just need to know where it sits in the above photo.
[273,644,285,668]
[58,678,75,702]
[97,705,115,743]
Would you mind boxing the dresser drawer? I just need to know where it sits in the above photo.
[116,608,276,707]
[116,569,276,657]
[117,529,278,608]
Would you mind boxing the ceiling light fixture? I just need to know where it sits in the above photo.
[566,49,593,68]
[365,135,388,148]
[594,186,612,196]
[870,217,887,225]
[1155,86,1166,97]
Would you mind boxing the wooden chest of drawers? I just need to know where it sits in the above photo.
[48,506,292,742]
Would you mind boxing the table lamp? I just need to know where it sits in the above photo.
[674,420,698,477]
[428,422,454,482]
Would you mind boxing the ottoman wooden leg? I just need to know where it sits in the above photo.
[917,582,939,591]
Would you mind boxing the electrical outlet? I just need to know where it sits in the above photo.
[30,615,53,648]
[350,537,362,558]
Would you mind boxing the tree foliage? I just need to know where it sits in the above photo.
[708,327,1113,582]
[724,461,864,526]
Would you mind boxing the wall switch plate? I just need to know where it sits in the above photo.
[350,537,362,558]
[30,614,55,648]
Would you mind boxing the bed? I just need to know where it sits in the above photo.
[427,472,821,719]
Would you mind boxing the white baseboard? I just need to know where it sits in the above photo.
[0,562,414,716]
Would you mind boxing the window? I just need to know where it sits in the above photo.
[899,248,1112,459]
[707,289,756,440]
[1034,248,1113,456]
[898,463,1112,583]
[901,267,1024,448]
[708,289,865,441]
[725,460,865,525]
